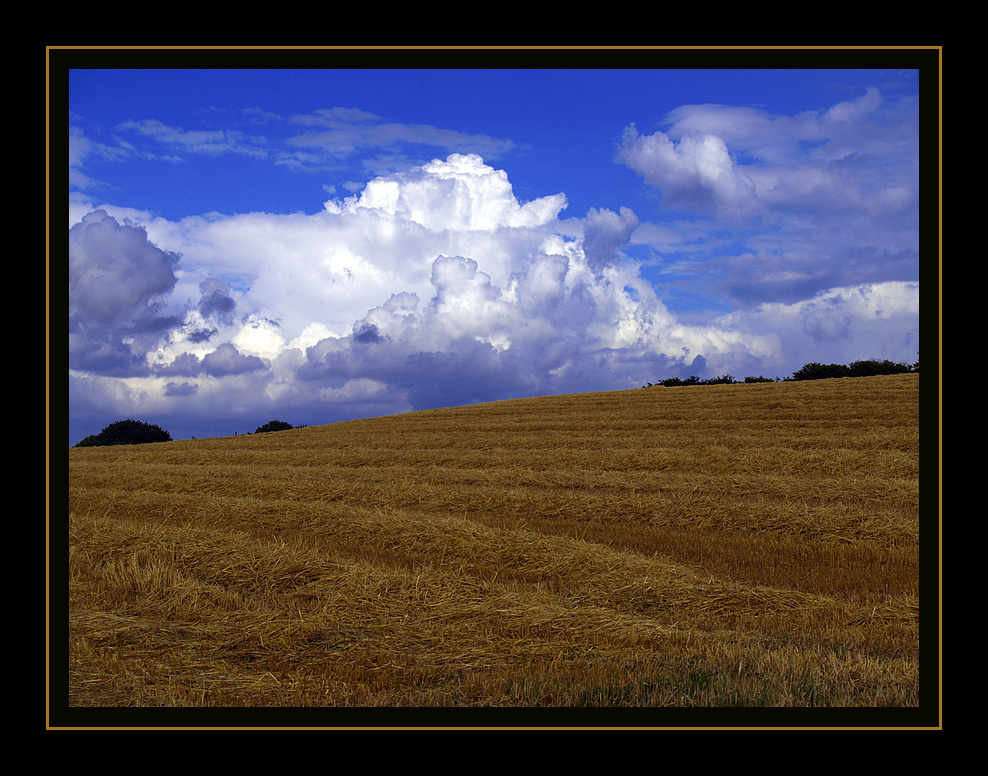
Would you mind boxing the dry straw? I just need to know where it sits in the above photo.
[67,374,922,708]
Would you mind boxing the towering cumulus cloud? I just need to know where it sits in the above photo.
[329,153,568,232]
[67,147,893,441]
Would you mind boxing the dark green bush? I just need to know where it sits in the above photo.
[254,420,294,434]
[790,359,914,381]
[644,357,917,388]
[847,359,914,377]
[74,419,172,448]
[789,362,852,381]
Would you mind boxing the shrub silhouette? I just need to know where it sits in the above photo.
[645,357,917,388]
[790,362,852,381]
[254,420,294,434]
[847,359,914,377]
[790,359,914,381]
[74,419,172,448]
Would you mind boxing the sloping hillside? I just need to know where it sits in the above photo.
[64,374,923,717]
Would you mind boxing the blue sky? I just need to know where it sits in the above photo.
[62,53,933,444]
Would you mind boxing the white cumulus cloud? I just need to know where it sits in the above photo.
[325,153,568,232]
[616,125,761,220]
[68,147,919,442]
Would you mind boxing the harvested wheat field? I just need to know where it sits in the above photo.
[60,373,932,724]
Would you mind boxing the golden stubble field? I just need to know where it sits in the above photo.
[61,373,928,722]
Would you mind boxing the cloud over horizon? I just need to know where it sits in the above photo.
[66,72,924,444]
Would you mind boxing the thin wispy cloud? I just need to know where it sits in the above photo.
[114,118,270,159]
[287,107,519,161]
